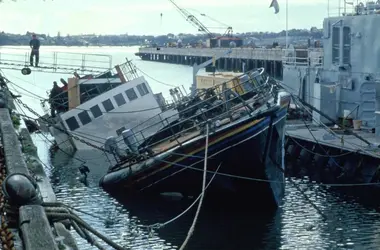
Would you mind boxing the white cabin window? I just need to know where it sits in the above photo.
[343,26,351,65]
[102,99,115,112]
[332,26,340,64]
[125,88,138,101]
[65,116,80,131]
[90,105,102,118]
[78,110,92,126]
[137,83,149,96]
[114,93,126,106]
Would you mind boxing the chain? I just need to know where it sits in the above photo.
[15,98,108,153]
[0,149,16,250]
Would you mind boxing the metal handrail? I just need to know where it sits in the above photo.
[282,49,324,67]
[111,68,276,165]
[112,68,267,144]
[0,50,112,73]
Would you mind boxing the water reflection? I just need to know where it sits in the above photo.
[32,131,380,250]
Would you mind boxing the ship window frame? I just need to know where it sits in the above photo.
[90,105,103,118]
[125,88,138,101]
[342,26,351,65]
[332,26,340,64]
[102,99,115,112]
[137,83,149,96]
[78,110,92,126]
[114,93,126,107]
[65,116,80,131]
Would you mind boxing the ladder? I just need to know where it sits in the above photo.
[0,47,112,75]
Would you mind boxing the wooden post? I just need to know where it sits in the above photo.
[67,77,80,110]
[115,65,127,83]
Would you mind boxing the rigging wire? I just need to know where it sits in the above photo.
[286,134,357,157]
[291,93,380,159]
[134,67,178,87]
[290,95,344,169]
[14,97,88,164]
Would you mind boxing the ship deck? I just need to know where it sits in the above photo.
[148,98,261,156]
[285,120,380,159]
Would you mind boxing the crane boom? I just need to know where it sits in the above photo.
[168,0,213,38]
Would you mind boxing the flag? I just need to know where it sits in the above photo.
[270,0,280,14]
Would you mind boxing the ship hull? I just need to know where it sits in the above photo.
[101,105,288,207]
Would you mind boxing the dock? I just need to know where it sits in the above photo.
[0,88,80,249]
[136,47,285,78]
[136,47,324,80]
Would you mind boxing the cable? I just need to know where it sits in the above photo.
[291,95,344,169]
[7,76,169,115]
[286,134,356,157]
[292,93,380,159]
[134,66,177,87]
[179,122,209,250]
[14,100,91,165]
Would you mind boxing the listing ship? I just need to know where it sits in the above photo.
[99,68,291,207]
[39,59,179,153]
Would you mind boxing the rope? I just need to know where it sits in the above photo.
[149,148,380,187]
[44,206,108,250]
[179,122,209,250]
[145,162,222,230]
[45,212,127,250]
[43,202,107,222]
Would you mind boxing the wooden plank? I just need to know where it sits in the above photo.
[67,77,80,110]
[19,205,59,250]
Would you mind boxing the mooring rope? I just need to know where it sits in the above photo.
[145,162,222,230]
[179,122,210,250]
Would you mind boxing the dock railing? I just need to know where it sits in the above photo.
[327,0,380,17]
[0,47,112,74]
[282,48,324,67]
[109,68,279,171]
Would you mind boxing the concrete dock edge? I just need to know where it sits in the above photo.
[0,107,78,250]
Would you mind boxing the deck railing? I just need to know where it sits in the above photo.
[327,0,380,17]
[282,49,324,67]
[0,47,112,74]
[109,68,279,170]
[41,59,141,115]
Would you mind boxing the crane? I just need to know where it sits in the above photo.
[168,0,214,38]
[199,13,233,37]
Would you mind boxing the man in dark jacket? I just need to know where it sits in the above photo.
[49,81,63,117]
[29,34,40,67]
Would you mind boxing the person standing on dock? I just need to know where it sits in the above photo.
[29,34,40,67]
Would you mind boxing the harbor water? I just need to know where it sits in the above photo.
[3,46,380,249]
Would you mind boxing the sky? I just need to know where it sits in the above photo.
[0,0,340,36]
